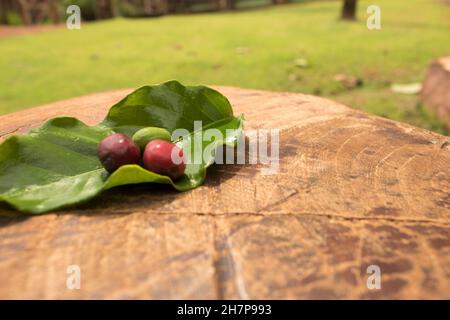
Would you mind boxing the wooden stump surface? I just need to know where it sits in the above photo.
[0,87,449,299]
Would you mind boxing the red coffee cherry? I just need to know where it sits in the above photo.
[97,133,141,173]
[143,139,186,180]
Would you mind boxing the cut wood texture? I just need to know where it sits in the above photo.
[0,87,449,299]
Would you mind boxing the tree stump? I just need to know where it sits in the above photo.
[422,57,450,130]
[0,87,449,299]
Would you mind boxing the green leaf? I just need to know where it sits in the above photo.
[101,80,234,136]
[0,81,244,214]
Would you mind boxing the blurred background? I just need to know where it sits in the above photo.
[0,0,449,134]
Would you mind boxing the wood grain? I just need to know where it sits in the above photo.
[0,87,449,299]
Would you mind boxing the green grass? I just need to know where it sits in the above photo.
[1,0,449,134]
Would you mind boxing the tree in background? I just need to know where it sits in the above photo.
[17,0,59,25]
[0,0,294,25]
[96,0,114,19]
[216,0,289,10]
[61,0,101,20]
[142,0,169,15]
[341,0,357,20]
[217,0,235,10]
[0,0,19,24]
[117,0,170,16]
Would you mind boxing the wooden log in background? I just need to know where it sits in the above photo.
[422,57,450,131]
[0,87,449,299]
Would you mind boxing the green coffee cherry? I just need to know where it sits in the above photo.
[132,127,171,150]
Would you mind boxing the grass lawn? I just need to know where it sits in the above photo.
[1,0,449,134]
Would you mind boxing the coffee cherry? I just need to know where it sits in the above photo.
[97,133,141,173]
[132,127,171,151]
[143,139,186,180]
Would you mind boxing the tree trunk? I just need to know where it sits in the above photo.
[96,0,114,19]
[143,0,153,15]
[172,0,187,13]
[0,0,7,24]
[47,0,59,24]
[18,0,32,25]
[159,0,169,14]
[16,0,60,25]
[217,0,235,10]
[341,0,357,20]
[144,0,169,15]
[0,87,449,299]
